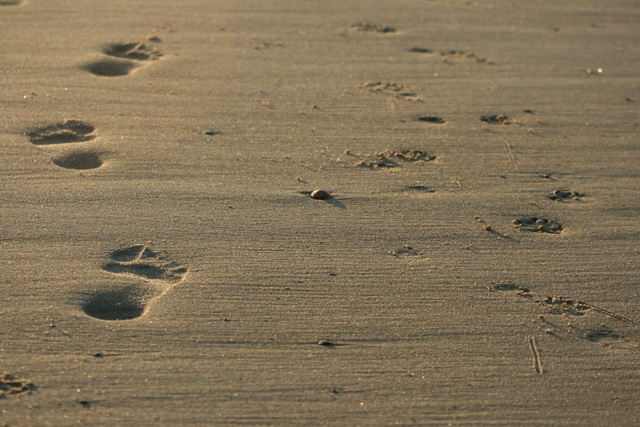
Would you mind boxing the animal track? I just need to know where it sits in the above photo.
[441,50,493,64]
[355,149,437,169]
[0,373,34,397]
[389,246,424,257]
[487,282,532,297]
[547,190,588,201]
[87,41,162,77]
[480,114,512,125]
[513,217,563,233]
[409,47,434,53]
[402,184,435,193]
[542,296,589,317]
[103,43,162,61]
[409,48,492,64]
[83,245,187,320]
[350,22,396,33]
[585,327,620,342]
[487,284,638,350]
[363,81,422,102]
[415,115,446,124]
[27,120,95,145]
[253,41,285,50]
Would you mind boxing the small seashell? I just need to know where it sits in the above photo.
[311,189,331,200]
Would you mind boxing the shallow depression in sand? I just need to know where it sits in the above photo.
[83,288,146,320]
[52,151,103,170]
[85,60,138,77]
[28,120,95,145]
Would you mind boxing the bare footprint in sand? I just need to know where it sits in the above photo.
[82,245,187,320]
[51,150,104,170]
[103,42,162,61]
[86,42,162,77]
[28,120,95,145]
[26,120,105,170]
[85,60,140,77]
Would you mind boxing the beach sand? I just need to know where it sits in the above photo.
[1,0,639,425]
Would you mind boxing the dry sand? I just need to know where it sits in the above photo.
[1,0,639,425]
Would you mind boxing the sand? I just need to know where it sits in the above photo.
[1,0,639,425]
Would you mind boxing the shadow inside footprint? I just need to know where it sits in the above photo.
[52,151,103,170]
[104,42,162,60]
[83,287,149,320]
[85,60,139,77]
[481,114,511,125]
[28,120,95,145]
[102,262,176,281]
[110,245,147,262]
[415,116,446,124]
[547,190,587,201]
[102,245,187,283]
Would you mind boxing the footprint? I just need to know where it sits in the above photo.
[513,217,563,233]
[542,296,589,317]
[540,297,638,349]
[103,42,162,61]
[350,22,397,33]
[85,60,140,77]
[51,150,104,170]
[547,190,588,201]
[441,50,493,64]
[83,245,187,321]
[487,282,532,297]
[83,286,154,321]
[401,184,435,193]
[27,120,95,145]
[408,47,434,53]
[480,114,512,125]
[355,149,437,169]
[415,115,446,124]
[487,285,638,351]
[585,327,621,343]
[253,41,285,50]
[86,41,162,77]
[363,81,422,102]
[389,246,424,257]
[26,120,104,170]
[0,373,35,397]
